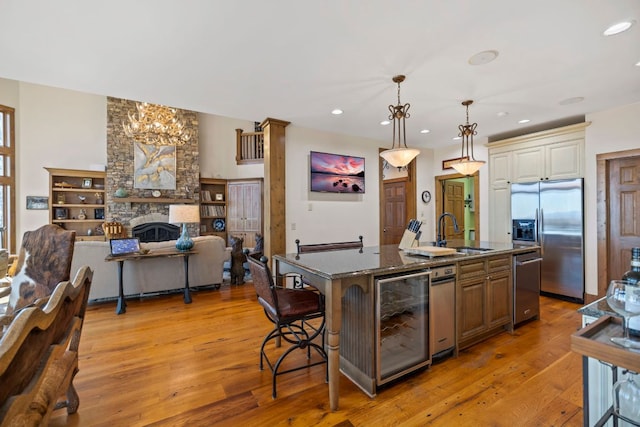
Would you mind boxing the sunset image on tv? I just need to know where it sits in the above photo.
[310,151,365,193]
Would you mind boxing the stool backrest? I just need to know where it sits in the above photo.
[246,254,278,315]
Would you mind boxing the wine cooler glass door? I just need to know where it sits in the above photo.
[376,270,431,385]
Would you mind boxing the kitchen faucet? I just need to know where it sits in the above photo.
[436,212,459,247]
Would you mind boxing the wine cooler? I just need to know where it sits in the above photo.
[375,270,431,385]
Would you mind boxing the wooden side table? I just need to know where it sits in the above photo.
[105,250,197,314]
[572,315,640,426]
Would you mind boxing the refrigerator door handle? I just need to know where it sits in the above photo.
[534,208,539,243]
[539,208,544,254]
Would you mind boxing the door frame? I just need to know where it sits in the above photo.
[434,171,480,241]
[379,149,416,245]
[596,148,640,299]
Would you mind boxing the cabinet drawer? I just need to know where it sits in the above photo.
[488,256,510,272]
[458,260,486,279]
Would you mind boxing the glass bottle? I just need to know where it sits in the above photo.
[623,247,640,335]
[622,247,640,286]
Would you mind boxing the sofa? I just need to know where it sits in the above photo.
[70,235,230,301]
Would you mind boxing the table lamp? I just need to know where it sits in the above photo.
[169,205,200,251]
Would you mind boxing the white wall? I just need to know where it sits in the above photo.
[284,126,383,252]
[0,80,107,244]
[198,114,263,180]
[584,102,640,295]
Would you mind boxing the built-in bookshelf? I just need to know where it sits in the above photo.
[46,167,107,241]
[199,178,227,241]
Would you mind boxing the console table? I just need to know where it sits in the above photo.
[105,250,196,314]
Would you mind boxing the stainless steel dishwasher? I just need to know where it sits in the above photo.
[429,264,456,361]
[513,249,542,326]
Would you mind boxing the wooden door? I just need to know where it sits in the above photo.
[381,180,406,245]
[608,156,640,281]
[443,181,465,240]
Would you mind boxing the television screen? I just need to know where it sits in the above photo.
[310,151,365,193]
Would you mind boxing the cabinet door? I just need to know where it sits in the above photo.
[512,146,544,182]
[545,139,583,180]
[488,185,511,243]
[227,180,263,248]
[489,151,511,189]
[486,271,511,328]
[243,182,262,234]
[457,276,486,341]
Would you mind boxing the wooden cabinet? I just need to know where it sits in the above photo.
[45,167,106,241]
[457,254,512,350]
[199,178,227,241]
[227,179,263,248]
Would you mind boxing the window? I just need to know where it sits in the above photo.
[0,105,16,253]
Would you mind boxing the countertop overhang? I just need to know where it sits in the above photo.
[274,240,540,280]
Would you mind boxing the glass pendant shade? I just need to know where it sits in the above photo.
[380,147,420,168]
[379,75,419,168]
[451,159,486,176]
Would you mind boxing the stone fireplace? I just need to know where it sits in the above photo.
[106,97,200,234]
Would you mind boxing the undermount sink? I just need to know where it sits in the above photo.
[454,247,494,255]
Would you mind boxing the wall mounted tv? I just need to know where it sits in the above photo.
[310,151,365,193]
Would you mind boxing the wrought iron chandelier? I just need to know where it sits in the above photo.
[451,100,485,176]
[379,75,420,168]
[123,102,193,146]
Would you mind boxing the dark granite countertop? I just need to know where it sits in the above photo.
[578,297,619,319]
[274,240,540,280]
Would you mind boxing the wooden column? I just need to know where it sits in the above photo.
[260,118,290,260]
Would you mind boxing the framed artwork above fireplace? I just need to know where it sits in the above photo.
[133,143,176,190]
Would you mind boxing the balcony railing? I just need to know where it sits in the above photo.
[235,128,264,165]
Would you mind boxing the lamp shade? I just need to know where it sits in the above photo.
[451,159,486,176]
[380,147,420,168]
[169,205,200,224]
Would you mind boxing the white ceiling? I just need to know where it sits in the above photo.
[1,0,639,149]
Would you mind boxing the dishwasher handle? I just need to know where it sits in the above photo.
[515,257,543,266]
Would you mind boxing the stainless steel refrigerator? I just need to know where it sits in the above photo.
[510,178,584,302]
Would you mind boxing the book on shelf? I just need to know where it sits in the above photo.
[200,205,225,217]
[201,190,212,202]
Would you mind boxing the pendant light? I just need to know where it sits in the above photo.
[379,75,420,167]
[451,100,485,176]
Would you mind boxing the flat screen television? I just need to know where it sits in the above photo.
[310,151,365,193]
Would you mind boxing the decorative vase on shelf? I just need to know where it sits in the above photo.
[114,187,128,198]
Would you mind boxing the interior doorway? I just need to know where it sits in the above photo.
[434,172,480,242]
[379,151,417,246]
[596,149,640,298]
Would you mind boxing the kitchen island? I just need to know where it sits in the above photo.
[273,240,536,411]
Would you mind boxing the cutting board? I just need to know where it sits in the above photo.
[403,246,457,257]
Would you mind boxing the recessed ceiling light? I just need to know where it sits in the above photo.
[420,129,430,134]
[635,60,640,67]
[380,120,391,126]
[518,119,531,124]
[468,50,499,66]
[331,109,343,115]
[452,136,461,141]
[497,111,509,117]
[559,97,585,105]
[603,20,635,36]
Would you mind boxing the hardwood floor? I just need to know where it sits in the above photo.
[49,282,585,426]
